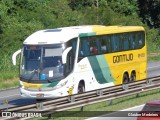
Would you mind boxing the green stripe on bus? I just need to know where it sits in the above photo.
[41,80,60,88]
[96,55,115,83]
[79,32,96,37]
[47,80,59,87]
[88,56,107,84]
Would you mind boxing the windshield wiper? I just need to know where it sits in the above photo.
[46,78,52,83]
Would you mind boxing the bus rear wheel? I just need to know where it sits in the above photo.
[123,73,129,84]
[78,83,85,94]
[130,72,136,82]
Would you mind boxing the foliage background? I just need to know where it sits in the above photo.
[0,0,160,81]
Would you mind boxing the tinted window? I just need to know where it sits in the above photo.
[100,36,107,54]
[123,33,129,50]
[78,31,145,59]
[65,38,77,75]
[111,35,120,52]
[130,33,136,49]
[89,36,101,55]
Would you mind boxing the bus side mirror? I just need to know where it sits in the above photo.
[12,49,21,65]
[62,47,72,64]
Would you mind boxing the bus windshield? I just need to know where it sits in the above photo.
[20,44,64,82]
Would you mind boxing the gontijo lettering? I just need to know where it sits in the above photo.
[113,53,133,63]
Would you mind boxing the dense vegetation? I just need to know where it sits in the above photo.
[0,0,160,83]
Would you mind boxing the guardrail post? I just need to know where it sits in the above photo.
[122,84,128,90]
[146,79,152,85]
[48,114,52,119]
[68,95,75,102]
[81,106,84,111]
[5,99,8,111]
[97,90,103,96]
[107,99,112,105]
[136,93,139,97]
[36,102,43,110]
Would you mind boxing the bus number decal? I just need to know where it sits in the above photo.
[113,53,133,63]
[138,53,145,58]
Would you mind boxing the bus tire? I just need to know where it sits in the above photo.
[78,82,85,94]
[130,72,136,82]
[123,73,129,84]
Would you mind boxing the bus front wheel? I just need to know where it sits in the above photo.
[78,82,85,94]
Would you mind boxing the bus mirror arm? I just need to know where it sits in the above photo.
[12,49,21,65]
[62,47,72,64]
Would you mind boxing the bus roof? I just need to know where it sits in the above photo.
[24,25,144,45]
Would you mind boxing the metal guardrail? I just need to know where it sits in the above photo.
[1,76,160,120]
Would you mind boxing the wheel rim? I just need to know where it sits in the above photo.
[130,73,136,82]
[78,84,84,93]
[123,74,128,84]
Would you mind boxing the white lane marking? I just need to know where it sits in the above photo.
[0,94,20,99]
[120,104,144,111]
[85,104,145,120]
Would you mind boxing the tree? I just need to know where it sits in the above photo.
[138,0,160,28]
[68,0,95,10]
[107,0,138,16]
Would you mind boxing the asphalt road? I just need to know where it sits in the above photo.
[0,61,160,110]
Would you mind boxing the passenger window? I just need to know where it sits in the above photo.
[130,33,136,49]
[100,36,107,54]
[78,37,90,61]
[137,32,144,48]
[71,38,77,57]
[90,39,98,55]
[123,33,129,50]
[111,35,120,52]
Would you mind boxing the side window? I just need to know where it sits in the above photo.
[71,38,77,57]
[96,37,101,54]
[130,32,136,49]
[130,31,145,50]
[65,50,73,76]
[81,39,90,56]
[100,36,107,54]
[90,40,97,55]
[106,35,112,53]
[78,37,90,60]
[119,34,123,51]
[89,37,99,55]
[65,39,77,76]
[137,32,145,48]
[123,33,129,50]
[111,35,120,52]
[101,35,112,53]
[135,32,142,49]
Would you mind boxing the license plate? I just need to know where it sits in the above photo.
[37,93,44,97]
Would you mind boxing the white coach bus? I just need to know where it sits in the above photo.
[12,25,147,98]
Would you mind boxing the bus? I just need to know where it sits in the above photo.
[12,25,147,98]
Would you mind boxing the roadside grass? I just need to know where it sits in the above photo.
[0,70,19,90]
[35,89,160,120]
[148,53,160,61]
[147,39,160,61]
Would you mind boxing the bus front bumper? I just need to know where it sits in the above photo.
[20,87,68,99]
